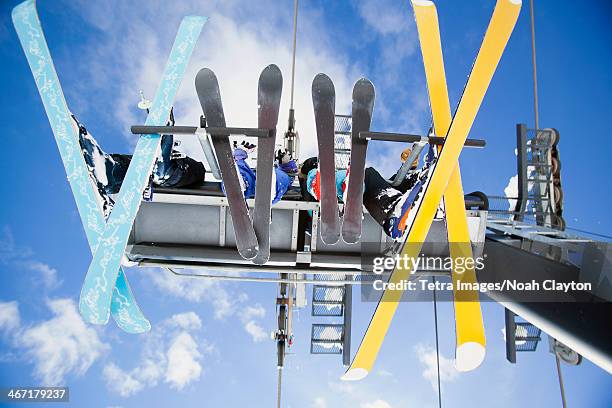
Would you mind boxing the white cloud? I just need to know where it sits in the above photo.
[21,261,61,290]
[312,397,328,408]
[143,268,236,320]
[414,343,459,391]
[20,299,109,386]
[103,312,209,397]
[0,227,61,290]
[59,0,359,166]
[355,0,418,74]
[165,332,203,389]
[243,321,267,343]
[243,305,265,320]
[240,304,267,343]
[144,269,268,343]
[168,312,202,331]
[356,0,410,36]
[376,368,393,378]
[328,380,355,395]
[103,363,145,397]
[0,301,20,333]
[361,400,393,408]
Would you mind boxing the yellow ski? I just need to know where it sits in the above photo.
[343,0,521,380]
[412,0,486,372]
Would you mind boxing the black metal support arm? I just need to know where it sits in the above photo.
[131,125,273,138]
[359,131,486,148]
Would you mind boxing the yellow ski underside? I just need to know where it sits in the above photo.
[413,0,486,372]
[343,0,521,381]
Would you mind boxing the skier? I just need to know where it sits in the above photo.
[230,143,298,204]
[73,115,205,216]
[301,145,433,239]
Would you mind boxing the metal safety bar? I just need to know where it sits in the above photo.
[359,131,486,147]
[390,138,428,187]
[131,125,273,138]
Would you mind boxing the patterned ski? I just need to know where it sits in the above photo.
[342,79,375,244]
[413,0,486,372]
[343,0,521,380]
[252,65,283,265]
[195,68,259,260]
[80,15,206,325]
[12,0,150,333]
[312,73,341,245]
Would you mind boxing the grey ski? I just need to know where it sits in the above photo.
[312,73,341,245]
[195,68,259,260]
[342,78,375,244]
[252,65,283,265]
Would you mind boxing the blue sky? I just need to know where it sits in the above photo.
[1,0,611,407]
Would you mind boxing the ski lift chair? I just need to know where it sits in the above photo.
[126,127,489,278]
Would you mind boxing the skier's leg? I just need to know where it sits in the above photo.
[363,167,403,228]
[154,156,206,188]
[71,115,133,195]
[107,154,132,194]
[154,134,174,183]
[392,170,419,194]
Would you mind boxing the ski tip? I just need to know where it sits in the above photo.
[11,0,35,22]
[353,78,375,96]
[313,72,331,82]
[262,64,282,77]
[312,73,334,90]
[181,15,208,25]
[455,341,486,372]
[238,246,259,261]
[259,64,283,92]
[341,367,368,381]
[341,230,361,245]
[321,232,341,245]
[195,67,217,83]
[116,319,152,334]
[251,253,270,265]
[79,301,110,326]
[411,0,434,7]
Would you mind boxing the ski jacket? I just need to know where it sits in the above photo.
[235,159,256,198]
[273,167,293,204]
[229,148,293,203]
[306,168,348,202]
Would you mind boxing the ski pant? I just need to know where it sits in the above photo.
[108,154,206,193]
[363,167,416,227]
[78,132,205,195]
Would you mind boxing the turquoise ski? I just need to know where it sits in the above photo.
[12,0,150,333]
[80,15,206,324]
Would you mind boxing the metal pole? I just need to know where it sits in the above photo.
[289,0,299,111]
[529,0,539,130]
[276,367,283,408]
[432,276,442,408]
[555,355,568,408]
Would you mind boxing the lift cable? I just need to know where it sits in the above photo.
[289,0,299,113]
[277,367,283,408]
[284,0,300,159]
[432,276,442,408]
[555,354,568,408]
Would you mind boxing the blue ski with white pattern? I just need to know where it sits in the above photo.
[12,0,153,333]
[79,14,206,325]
